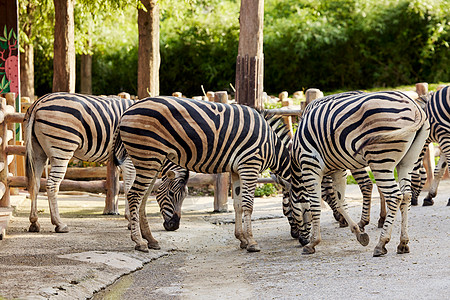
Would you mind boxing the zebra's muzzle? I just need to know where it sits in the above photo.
[163,214,180,231]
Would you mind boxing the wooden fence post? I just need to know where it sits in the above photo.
[279,91,294,138]
[304,88,323,110]
[213,91,229,212]
[0,97,10,208]
[104,159,119,215]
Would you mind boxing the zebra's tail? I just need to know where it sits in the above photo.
[111,128,128,167]
[24,105,37,194]
[355,109,427,156]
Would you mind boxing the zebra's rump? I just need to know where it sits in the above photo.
[295,91,427,171]
[427,86,450,142]
[27,92,135,162]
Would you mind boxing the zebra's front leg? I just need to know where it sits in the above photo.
[331,170,369,247]
[139,175,160,250]
[127,190,148,252]
[302,175,323,255]
[232,173,248,249]
[47,158,71,233]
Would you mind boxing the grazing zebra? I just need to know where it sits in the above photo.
[24,92,187,233]
[114,96,291,252]
[413,86,450,206]
[295,91,386,232]
[290,91,429,256]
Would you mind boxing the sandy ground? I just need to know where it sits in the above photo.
[93,184,450,300]
[0,182,449,299]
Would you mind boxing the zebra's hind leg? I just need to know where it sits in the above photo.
[27,139,47,233]
[378,188,386,228]
[331,170,369,247]
[231,173,247,249]
[352,168,373,231]
[424,155,447,206]
[238,170,260,252]
[47,157,71,233]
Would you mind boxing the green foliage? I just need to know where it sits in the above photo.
[29,0,450,97]
[255,183,278,197]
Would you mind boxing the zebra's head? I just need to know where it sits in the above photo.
[156,168,189,231]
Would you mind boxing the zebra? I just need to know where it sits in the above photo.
[24,92,188,234]
[289,91,429,256]
[113,96,291,252]
[295,91,387,232]
[412,86,450,206]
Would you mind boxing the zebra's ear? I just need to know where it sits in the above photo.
[270,172,291,190]
[166,170,177,179]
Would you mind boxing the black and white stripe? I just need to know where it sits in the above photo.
[290,91,429,256]
[24,92,186,233]
[115,96,291,252]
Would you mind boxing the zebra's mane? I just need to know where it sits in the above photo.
[261,110,292,145]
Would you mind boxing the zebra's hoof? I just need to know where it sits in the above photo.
[246,244,261,252]
[423,198,434,206]
[397,243,410,254]
[55,225,69,233]
[148,242,161,250]
[302,245,315,255]
[357,232,370,246]
[127,223,131,230]
[290,227,300,239]
[447,199,450,206]
[28,222,40,233]
[411,197,418,206]
[135,244,149,252]
[373,246,387,257]
[299,236,309,247]
[239,240,248,249]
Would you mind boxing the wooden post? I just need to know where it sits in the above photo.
[235,0,264,110]
[304,88,323,110]
[213,91,229,212]
[104,159,119,215]
[279,92,294,138]
[0,98,10,207]
[206,91,215,102]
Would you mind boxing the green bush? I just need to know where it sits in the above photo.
[255,183,279,197]
[33,0,449,97]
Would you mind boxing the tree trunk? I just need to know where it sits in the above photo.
[80,54,92,94]
[20,1,34,100]
[235,0,264,110]
[52,0,75,93]
[137,0,160,99]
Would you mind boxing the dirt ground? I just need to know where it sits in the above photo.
[0,182,449,299]
[93,184,450,300]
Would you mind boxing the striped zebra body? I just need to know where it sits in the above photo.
[24,92,187,233]
[290,91,429,256]
[115,96,291,252]
[417,86,450,206]
[291,91,386,234]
